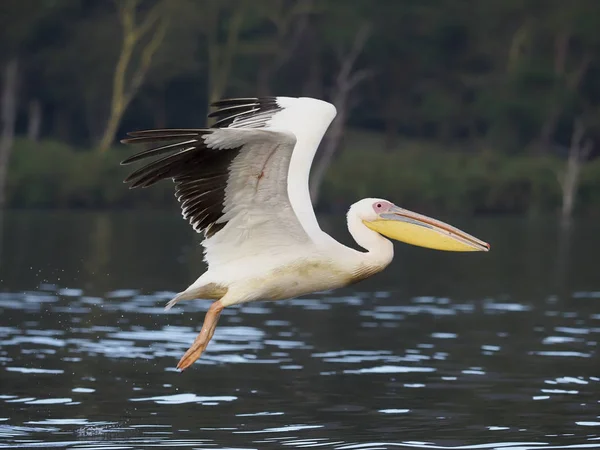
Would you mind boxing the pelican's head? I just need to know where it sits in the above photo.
[352,198,490,252]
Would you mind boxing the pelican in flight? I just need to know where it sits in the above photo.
[121,96,489,370]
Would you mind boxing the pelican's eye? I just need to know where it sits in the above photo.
[372,201,390,213]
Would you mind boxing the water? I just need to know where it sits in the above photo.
[0,211,599,449]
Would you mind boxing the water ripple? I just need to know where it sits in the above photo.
[1,284,598,449]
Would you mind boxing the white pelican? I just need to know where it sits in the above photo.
[121,96,489,370]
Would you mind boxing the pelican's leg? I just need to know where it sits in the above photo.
[177,300,224,370]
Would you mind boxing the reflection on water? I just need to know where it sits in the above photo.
[0,212,599,449]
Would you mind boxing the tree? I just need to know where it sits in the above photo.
[310,23,372,204]
[98,0,169,152]
[558,118,594,224]
[0,0,60,205]
[533,5,596,155]
[202,0,249,109]
[467,0,599,155]
[251,0,314,96]
[136,1,203,128]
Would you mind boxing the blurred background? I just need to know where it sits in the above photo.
[1,2,600,448]
[0,0,599,218]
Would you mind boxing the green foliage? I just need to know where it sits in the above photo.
[8,136,598,217]
[1,0,600,215]
[3,0,600,151]
[6,139,175,209]
[320,132,596,216]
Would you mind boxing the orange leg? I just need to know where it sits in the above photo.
[177,300,224,371]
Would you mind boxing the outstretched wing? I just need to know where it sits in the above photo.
[208,96,337,242]
[121,127,311,267]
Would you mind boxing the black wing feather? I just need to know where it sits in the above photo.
[209,97,281,128]
[119,139,199,165]
[207,103,259,119]
[121,96,289,237]
[121,128,239,237]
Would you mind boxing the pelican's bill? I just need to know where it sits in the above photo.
[364,206,490,252]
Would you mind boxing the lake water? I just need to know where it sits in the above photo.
[0,211,599,449]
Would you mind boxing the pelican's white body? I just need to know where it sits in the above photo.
[185,207,395,307]
[169,97,395,307]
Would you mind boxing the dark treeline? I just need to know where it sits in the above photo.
[1,0,600,218]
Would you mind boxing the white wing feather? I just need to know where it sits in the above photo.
[201,128,311,269]
[220,97,337,243]
[269,98,337,243]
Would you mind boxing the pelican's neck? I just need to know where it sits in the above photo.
[346,208,394,269]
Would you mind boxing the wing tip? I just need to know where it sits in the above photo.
[210,96,278,108]
[208,97,282,129]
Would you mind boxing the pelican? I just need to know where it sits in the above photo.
[120,96,489,370]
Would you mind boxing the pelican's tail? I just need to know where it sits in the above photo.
[164,282,228,310]
[165,292,188,310]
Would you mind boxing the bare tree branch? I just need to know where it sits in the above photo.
[335,23,372,89]
[309,23,373,204]
[127,18,168,104]
[559,116,593,222]
[346,68,375,91]
[134,1,163,41]
[271,2,312,72]
[116,0,137,28]
[537,44,592,155]
[99,0,168,152]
